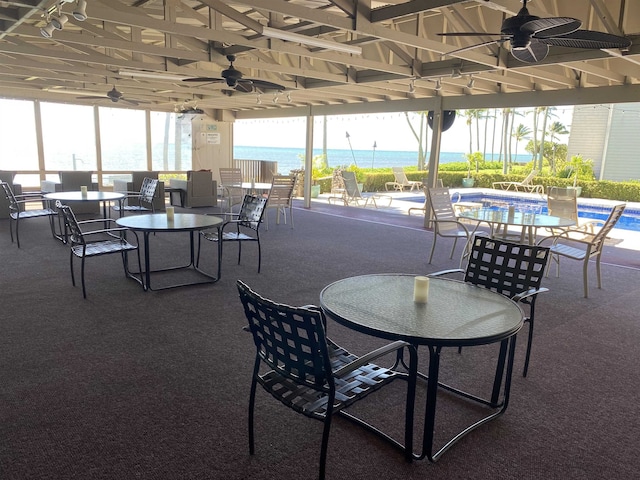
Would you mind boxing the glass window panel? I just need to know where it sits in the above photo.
[99,107,146,171]
[41,102,97,171]
[0,99,39,171]
[150,112,192,171]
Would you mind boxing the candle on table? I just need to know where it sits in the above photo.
[413,276,430,303]
[80,185,88,197]
[166,206,175,221]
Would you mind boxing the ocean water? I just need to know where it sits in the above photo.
[234,146,531,173]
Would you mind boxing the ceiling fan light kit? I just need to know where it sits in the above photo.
[438,0,631,64]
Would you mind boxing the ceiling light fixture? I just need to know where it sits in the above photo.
[50,13,68,30]
[72,0,87,21]
[467,76,475,89]
[262,26,362,55]
[435,78,442,91]
[118,69,186,81]
[40,21,55,38]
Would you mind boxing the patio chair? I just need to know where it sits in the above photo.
[430,235,550,377]
[237,280,409,480]
[492,170,544,194]
[546,186,599,234]
[111,177,159,217]
[40,171,100,215]
[219,167,244,212]
[538,203,626,298]
[1,181,58,248]
[169,170,217,208]
[407,178,443,216]
[113,171,165,211]
[426,186,477,264]
[264,174,297,229]
[385,167,423,191]
[197,194,267,272]
[56,201,142,298]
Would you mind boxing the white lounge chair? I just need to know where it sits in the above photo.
[385,167,423,191]
[493,170,544,194]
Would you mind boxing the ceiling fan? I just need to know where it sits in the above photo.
[439,0,631,63]
[182,54,285,93]
[77,86,147,106]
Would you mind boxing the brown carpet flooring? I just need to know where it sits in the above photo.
[1,200,639,480]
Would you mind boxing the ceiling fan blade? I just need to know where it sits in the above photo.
[511,38,549,63]
[76,96,108,100]
[539,30,632,49]
[250,79,285,91]
[182,77,224,83]
[442,39,504,57]
[522,17,581,37]
[438,32,503,37]
[234,81,255,93]
[120,98,140,106]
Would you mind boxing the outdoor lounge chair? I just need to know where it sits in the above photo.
[385,167,423,191]
[329,171,391,208]
[492,170,544,194]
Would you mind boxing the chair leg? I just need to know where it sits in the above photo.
[583,258,590,298]
[69,251,76,287]
[595,255,602,290]
[522,317,533,377]
[428,234,437,264]
[80,256,88,299]
[449,238,458,259]
[257,238,261,273]
[248,372,258,455]
[318,415,333,480]
[15,217,20,248]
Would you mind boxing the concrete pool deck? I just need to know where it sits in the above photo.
[307,188,640,255]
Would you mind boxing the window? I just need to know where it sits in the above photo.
[150,112,192,171]
[99,107,146,171]
[41,102,97,173]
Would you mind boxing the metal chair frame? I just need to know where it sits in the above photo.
[57,201,143,298]
[198,194,267,272]
[431,235,550,377]
[112,177,159,217]
[237,280,410,480]
[1,181,58,248]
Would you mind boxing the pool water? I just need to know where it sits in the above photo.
[407,192,640,232]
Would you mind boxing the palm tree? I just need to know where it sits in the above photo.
[404,111,428,170]
[512,124,532,167]
[547,120,569,174]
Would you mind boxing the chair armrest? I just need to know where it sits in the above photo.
[513,287,549,303]
[538,234,596,248]
[332,340,410,377]
[428,268,464,277]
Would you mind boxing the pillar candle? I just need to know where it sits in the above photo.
[166,206,175,221]
[413,276,430,303]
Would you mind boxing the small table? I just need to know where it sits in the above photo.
[458,208,575,244]
[44,191,125,241]
[320,274,523,462]
[241,182,272,193]
[44,191,125,218]
[116,213,223,291]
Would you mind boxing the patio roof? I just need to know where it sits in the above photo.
[1,1,639,119]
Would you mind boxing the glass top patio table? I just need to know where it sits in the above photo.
[116,213,223,291]
[320,273,523,463]
[458,208,575,244]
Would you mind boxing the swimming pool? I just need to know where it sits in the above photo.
[407,191,640,232]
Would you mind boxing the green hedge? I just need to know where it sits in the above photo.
[317,170,640,202]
